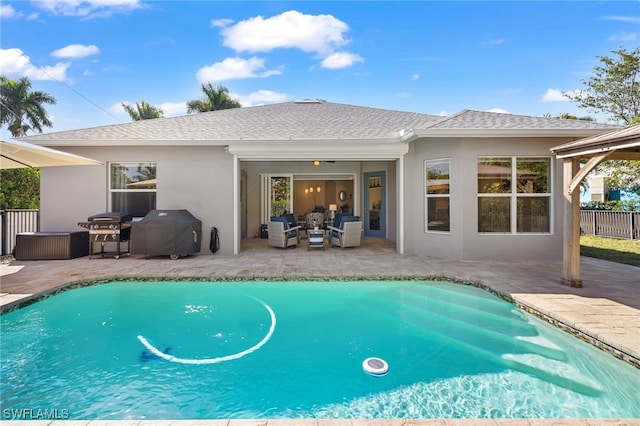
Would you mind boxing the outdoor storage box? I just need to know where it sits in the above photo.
[14,231,89,260]
[131,209,202,259]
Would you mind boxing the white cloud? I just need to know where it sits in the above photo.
[0,4,15,17]
[34,0,143,17]
[25,63,70,80]
[220,10,350,56]
[320,52,363,69]
[541,88,571,102]
[411,74,420,81]
[158,101,187,117]
[211,18,233,28]
[608,32,637,42]
[602,16,640,24]
[234,89,290,107]
[0,4,39,20]
[196,57,282,83]
[486,108,509,114]
[0,48,69,80]
[52,44,100,58]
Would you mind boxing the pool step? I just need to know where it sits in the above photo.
[501,353,603,396]
[349,293,602,396]
[402,282,513,315]
[357,293,566,361]
[381,287,541,340]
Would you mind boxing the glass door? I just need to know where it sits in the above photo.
[261,174,293,223]
[363,171,385,237]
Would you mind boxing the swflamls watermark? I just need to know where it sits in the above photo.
[2,408,70,420]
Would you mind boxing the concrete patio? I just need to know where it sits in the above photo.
[1,237,639,425]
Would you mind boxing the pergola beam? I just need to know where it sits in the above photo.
[567,152,612,195]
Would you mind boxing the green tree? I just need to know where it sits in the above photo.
[0,168,40,209]
[121,101,163,121]
[564,47,640,125]
[0,76,56,136]
[564,48,640,198]
[0,76,57,209]
[186,83,241,114]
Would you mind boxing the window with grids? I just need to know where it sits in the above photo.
[425,158,450,232]
[477,157,551,233]
[109,162,156,217]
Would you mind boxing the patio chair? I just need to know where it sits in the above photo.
[267,217,302,248]
[281,213,306,235]
[327,215,362,248]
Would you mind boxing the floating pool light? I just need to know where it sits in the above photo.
[363,357,389,376]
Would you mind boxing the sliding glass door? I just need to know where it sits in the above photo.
[261,174,293,223]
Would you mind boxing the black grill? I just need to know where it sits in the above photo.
[78,212,132,259]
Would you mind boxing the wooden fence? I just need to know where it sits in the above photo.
[0,209,40,255]
[580,210,640,240]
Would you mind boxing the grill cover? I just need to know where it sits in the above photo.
[131,209,202,257]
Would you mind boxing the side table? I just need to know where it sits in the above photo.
[308,229,324,250]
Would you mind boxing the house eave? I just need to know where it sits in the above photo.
[227,139,408,160]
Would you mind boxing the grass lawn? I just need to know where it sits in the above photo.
[580,235,640,267]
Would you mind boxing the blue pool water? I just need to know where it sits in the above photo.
[1,280,639,420]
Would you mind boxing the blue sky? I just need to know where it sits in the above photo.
[1,1,638,138]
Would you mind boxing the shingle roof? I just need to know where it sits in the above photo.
[428,109,620,130]
[20,100,619,143]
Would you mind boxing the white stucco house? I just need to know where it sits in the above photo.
[19,99,619,260]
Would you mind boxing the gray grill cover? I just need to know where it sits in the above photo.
[131,209,202,257]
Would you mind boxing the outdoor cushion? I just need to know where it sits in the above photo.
[332,215,360,238]
[332,213,345,228]
[281,213,302,229]
[271,216,297,237]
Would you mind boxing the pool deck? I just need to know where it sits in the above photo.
[1,237,639,425]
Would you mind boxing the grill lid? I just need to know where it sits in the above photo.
[88,212,133,222]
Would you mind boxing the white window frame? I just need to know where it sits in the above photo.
[424,158,451,234]
[477,156,553,234]
[108,162,157,217]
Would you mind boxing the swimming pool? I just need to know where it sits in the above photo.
[1,280,639,420]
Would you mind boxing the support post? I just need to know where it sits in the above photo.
[561,158,582,287]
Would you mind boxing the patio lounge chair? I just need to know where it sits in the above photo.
[327,215,362,248]
[268,217,302,248]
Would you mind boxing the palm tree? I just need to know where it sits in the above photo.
[0,75,56,137]
[121,101,164,121]
[186,83,241,114]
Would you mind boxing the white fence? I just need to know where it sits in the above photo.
[0,209,40,255]
[580,210,640,240]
